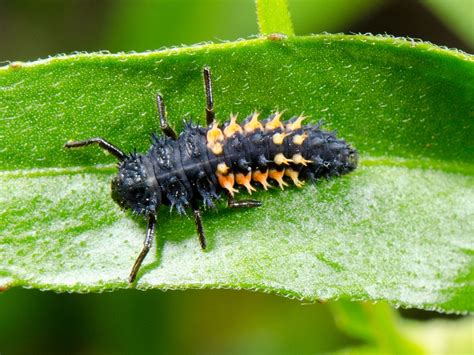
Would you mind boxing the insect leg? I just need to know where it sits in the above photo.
[192,204,207,250]
[203,67,215,125]
[64,138,126,161]
[129,214,156,283]
[227,194,262,208]
[156,94,178,139]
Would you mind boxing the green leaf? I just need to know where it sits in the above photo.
[0,35,472,313]
[256,0,294,35]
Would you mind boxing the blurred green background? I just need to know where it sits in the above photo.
[1,0,472,63]
[0,0,473,353]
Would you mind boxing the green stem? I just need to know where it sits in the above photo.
[330,301,425,354]
[255,0,294,36]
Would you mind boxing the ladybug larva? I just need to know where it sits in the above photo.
[65,67,358,283]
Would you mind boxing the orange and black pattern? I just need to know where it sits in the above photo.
[112,112,358,215]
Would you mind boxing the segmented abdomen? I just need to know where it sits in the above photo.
[148,112,357,213]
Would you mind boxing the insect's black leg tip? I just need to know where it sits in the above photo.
[198,235,207,251]
[156,94,164,104]
[64,141,76,149]
[227,198,262,209]
[246,200,262,208]
[128,266,139,283]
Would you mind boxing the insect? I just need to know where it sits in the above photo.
[65,67,358,283]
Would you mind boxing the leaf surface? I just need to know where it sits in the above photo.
[0,35,472,313]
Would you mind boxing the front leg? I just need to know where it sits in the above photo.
[129,214,156,283]
[156,94,178,139]
[64,137,126,161]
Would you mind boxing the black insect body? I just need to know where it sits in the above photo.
[65,68,358,283]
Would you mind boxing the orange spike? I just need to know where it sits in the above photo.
[217,172,238,197]
[236,172,256,194]
[272,132,290,145]
[224,114,242,137]
[252,169,271,190]
[274,153,293,166]
[244,112,263,133]
[286,115,307,131]
[291,154,312,166]
[207,121,224,155]
[207,121,224,143]
[268,169,288,190]
[265,111,285,132]
[217,162,230,174]
[292,132,308,145]
[210,143,223,155]
[285,168,305,187]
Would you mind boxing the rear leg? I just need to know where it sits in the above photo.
[192,203,207,250]
[203,67,215,125]
[227,193,262,208]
